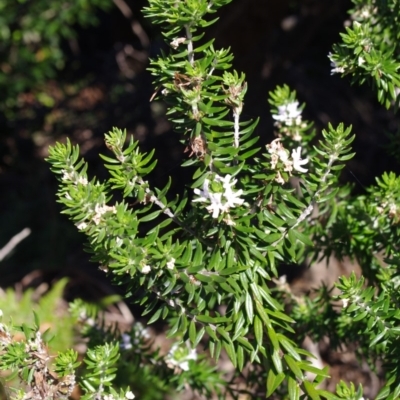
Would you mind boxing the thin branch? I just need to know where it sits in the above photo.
[185,24,194,65]
[233,110,240,148]
[113,0,150,48]
[138,178,207,244]
[0,228,31,262]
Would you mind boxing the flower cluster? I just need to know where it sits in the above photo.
[272,101,302,126]
[376,201,400,224]
[267,139,308,184]
[193,174,244,220]
[272,100,307,141]
[61,169,88,185]
[166,341,197,372]
[92,203,117,225]
[120,323,151,351]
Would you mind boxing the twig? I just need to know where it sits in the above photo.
[185,25,194,65]
[113,0,150,48]
[233,110,240,148]
[0,228,31,262]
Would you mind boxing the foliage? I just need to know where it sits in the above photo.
[0,0,112,113]
[1,0,400,398]
[329,0,400,109]
[0,278,74,352]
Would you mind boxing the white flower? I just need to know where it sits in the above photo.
[291,147,309,173]
[77,176,88,185]
[267,139,293,173]
[92,203,117,225]
[166,342,197,372]
[0,309,2,318]
[275,171,285,185]
[267,138,282,154]
[206,192,225,218]
[125,391,135,399]
[141,264,151,274]
[166,257,175,270]
[61,169,74,181]
[193,175,244,219]
[342,298,349,308]
[358,56,365,66]
[170,37,186,49]
[120,333,132,350]
[193,178,211,201]
[328,53,345,75]
[272,101,302,126]
[135,322,151,340]
[76,222,88,230]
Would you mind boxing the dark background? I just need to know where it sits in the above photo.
[1,0,399,289]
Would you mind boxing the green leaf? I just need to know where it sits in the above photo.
[245,292,254,324]
[140,210,162,222]
[284,354,303,380]
[267,327,279,351]
[223,340,237,368]
[271,349,282,374]
[189,320,197,346]
[202,117,234,127]
[216,326,231,343]
[254,315,263,346]
[237,345,244,372]
[288,376,300,400]
[369,329,387,347]
[266,369,285,397]
[303,380,321,400]
[205,326,218,342]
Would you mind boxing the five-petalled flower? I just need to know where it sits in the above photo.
[193,174,244,219]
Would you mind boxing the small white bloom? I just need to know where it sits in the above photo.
[193,179,211,202]
[328,52,346,75]
[358,56,365,66]
[272,101,302,126]
[61,169,74,181]
[206,192,224,218]
[331,65,345,74]
[141,264,151,274]
[275,171,285,185]
[92,214,101,225]
[166,257,175,270]
[270,153,279,169]
[193,175,244,219]
[135,322,151,340]
[77,176,88,185]
[170,37,186,49]
[267,138,282,154]
[125,391,135,399]
[77,222,88,230]
[92,203,117,225]
[291,147,309,173]
[120,333,132,350]
[166,342,197,372]
[342,298,349,308]
[277,148,289,162]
